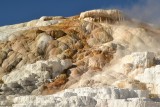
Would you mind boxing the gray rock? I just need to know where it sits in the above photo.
[7,82,21,88]
[3,91,15,95]
[25,86,37,92]
[63,92,77,97]
[58,96,97,107]
[1,84,11,91]
[0,95,6,100]
[19,80,34,87]
[12,88,23,94]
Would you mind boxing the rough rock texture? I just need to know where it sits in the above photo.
[1,87,160,107]
[0,59,72,96]
[0,9,160,106]
[135,65,160,95]
[122,52,155,75]
[2,59,72,84]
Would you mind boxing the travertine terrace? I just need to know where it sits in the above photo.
[79,9,125,23]
[0,9,160,107]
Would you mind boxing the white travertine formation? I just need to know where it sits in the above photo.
[36,20,60,26]
[2,59,72,84]
[79,9,125,23]
[0,25,31,41]
[135,65,160,84]
[36,33,53,55]
[0,16,64,41]
[36,16,64,26]
[0,87,157,107]
[122,52,155,69]
[39,16,64,21]
[135,65,160,94]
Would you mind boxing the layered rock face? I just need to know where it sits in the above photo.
[2,87,159,107]
[1,87,160,107]
[0,9,160,107]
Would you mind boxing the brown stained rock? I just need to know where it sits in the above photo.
[47,41,69,57]
[74,40,84,49]
[75,60,86,66]
[2,53,15,69]
[0,67,5,77]
[2,20,113,72]
[42,74,68,95]
[116,79,147,90]
[24,29,44,40]
[0,51,7,65]
[57,35,78,49]
[46,30,66,39]
[2,42,12,54]
[88,53,107,70]
[0,66,4,72]
[55,19,81,30]
[123,63,134,75]
[7,51,14,57]
[49,48,63,59]
[62,49,77,59]
[0,16,117,96]
[27,53,38,63]
[76,53,85,61]
[8,30,25,41]
[15,52,36,68]
[2,52,22,72]
[70,68,80,77]
[16,59,27,69]
[0,67,5,83]
[3,57,22,73]
[46,41,58,53]
[29,42,37,53]
[87,27,113,46]
[49,74,67,88]
[58,42,69,52]
[12,40,28,54]
[70,66,86,78]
